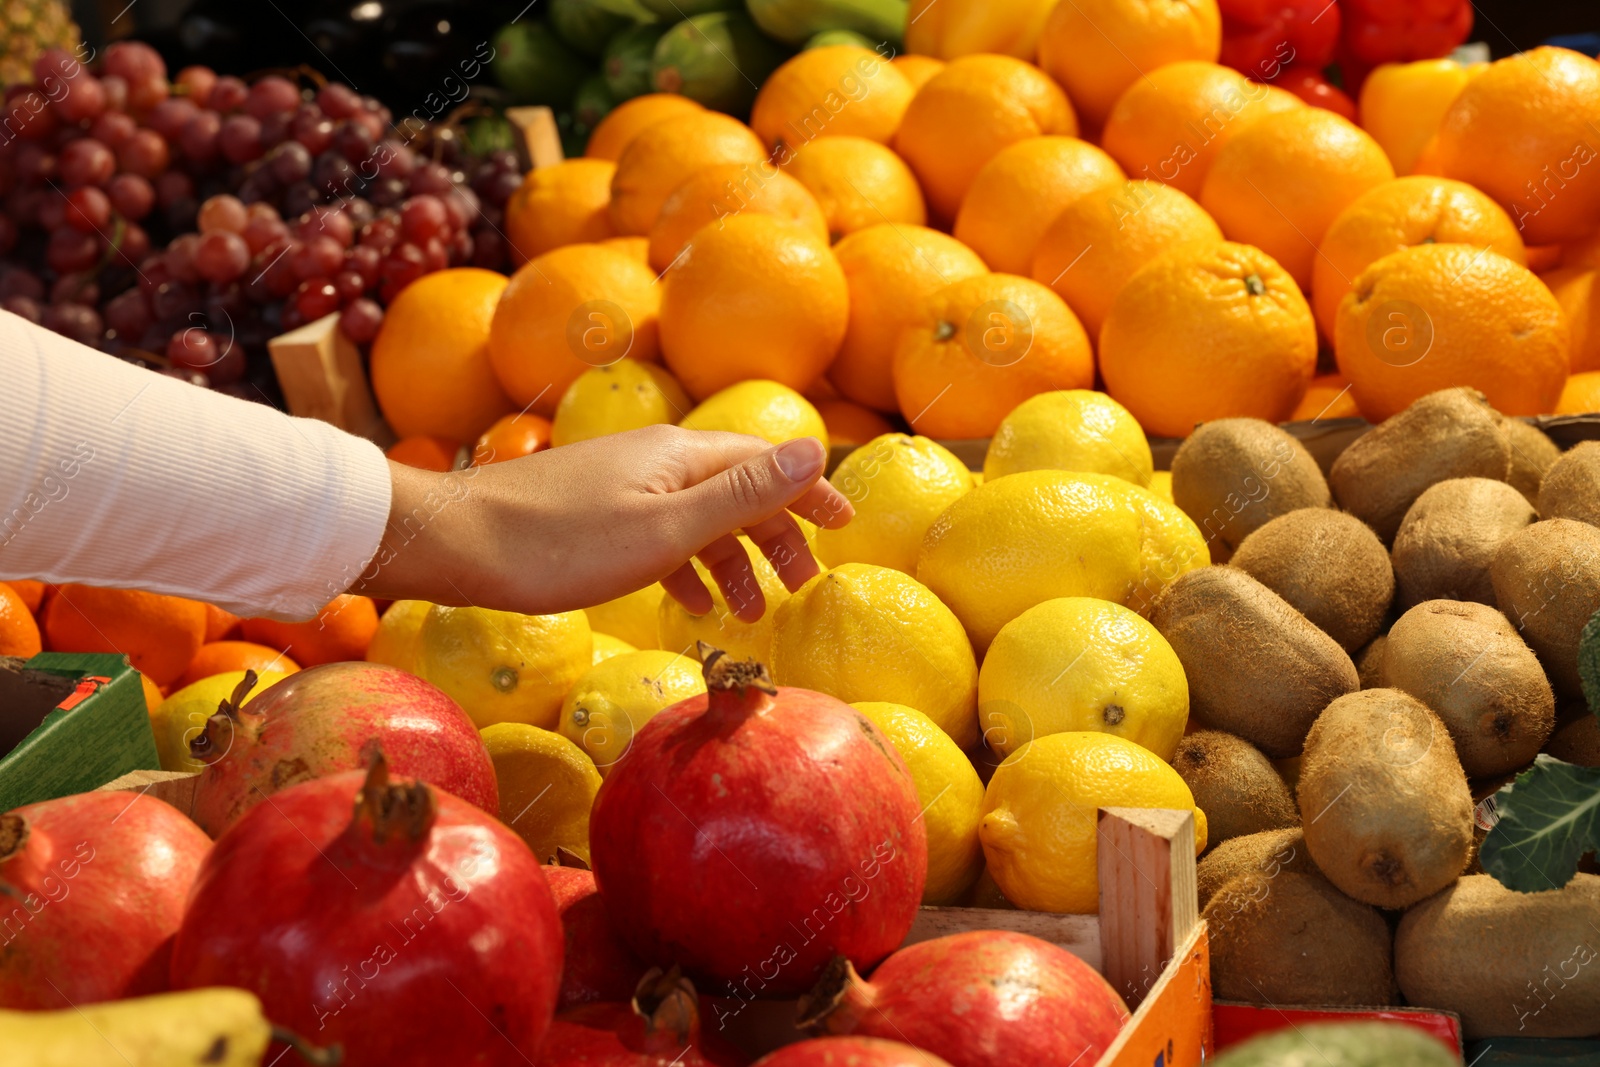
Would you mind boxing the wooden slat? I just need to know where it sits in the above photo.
[904,907,1102,972]
[1101,921,1212,1067]
[266,312,393,445]
[96,768,201,821]
[1097,807,1198,1011]
[506,106,564,170]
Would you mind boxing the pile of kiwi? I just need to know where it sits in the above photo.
[1158,387,1600,1038]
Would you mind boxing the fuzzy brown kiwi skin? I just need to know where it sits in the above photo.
[1545,711,1600,766]
[1329,387,1511,543]
[1391,478,1535,609]
[1197,826,1310,909]
[1356,635,1389,689]
[1538,440,1600,527]
[1395,873,1600,1039]
[1149,567,1358,758]
[1381,600,1554,779]
[1172,730,1298,850]
[1499,415,1561,507]
[1230,507,1393,652]
[1489,518,1600,700]
[1204,868,1397,1007]
[1170,418,1330,554]
[1297,689,1475,909]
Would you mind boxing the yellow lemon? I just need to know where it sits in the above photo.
[917,470,1144,654]
[414,606,591,730]
[771,563,979,749]
[852,701,985,904]
[979,597,1188,761]
[813,434,973,575]
[591,632,637,663]
[1075,472,1209,616]
[1147,470,1173,502]
[366,599,431,672]
[970,471,984,486]
[584,584,665,649]
[657,536,799,663]
[983,390,1153,486]
[678,379,829,448]
[481,723,602,863]
[551,361,692,446]
[150,670,289,773]
[980,731,1207,913]
[559,649,706,774]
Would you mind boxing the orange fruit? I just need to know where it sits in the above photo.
[892,273,1094,439]
[1031,179,1223,339]
[903,0,1057,60]
[953,136,1125,274]
[830,223,990,411]
[1100,62,1303,199]
[178,641,301,687]
[203,602,241,641]
[781,136,927,238]
[660,214,849,400]
[1333,244,1569,420]
[752,47,915,155]
[1038,0,1222,131]
[814,399,897,446]
[471,412,554,465]
[1291,373,1361,421]
[585,93,703,162]
[4,580,44,614]
[1545,267,1600,372]
[1434,47,1600,247]
[1099,241,1317,437]
[1358,59,1476,176]
[139,672,163,713]
[489,243,662,414]
[1311,176,1526,340]
[647,163,828,273]
[608,111,767,235]
[892,54,945,91]
[1563,232,1600,271]
[371,267,514,442]
[386,436,459,471]
[1200,107,1394,291]
[893,55,1077,221]
[1527,245,1564,274]
[0,583,41,658]
[504,159,616,264]
[598,235,650,263]
[241,594,380,668]
[43,585,207,687]
[1557,370,1600,414]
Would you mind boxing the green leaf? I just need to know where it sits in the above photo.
[1578,605,1600,716]
[1481,754,1600,892]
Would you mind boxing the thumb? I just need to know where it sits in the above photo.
[672,437,826,544]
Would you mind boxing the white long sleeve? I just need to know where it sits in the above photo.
[0,310,393,621]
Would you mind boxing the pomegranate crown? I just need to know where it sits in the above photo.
[189,669,261,764]
[697,642,777,696]
[0,812,29,864]
[354,748,437,844]
[632,967,702,1046]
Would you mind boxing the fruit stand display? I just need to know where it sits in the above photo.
[5,0,1600,1064]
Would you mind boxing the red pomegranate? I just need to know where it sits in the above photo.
[188,662,497,836]
[753,1038,954,1067]
[538,968,748,1066]
[170,754,563,1067]
[0,791,210,1008]
[798,932,1128,1067]
[544,864,649,1009]
[589,650,926,998]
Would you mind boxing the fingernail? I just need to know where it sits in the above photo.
[774,438,824,482]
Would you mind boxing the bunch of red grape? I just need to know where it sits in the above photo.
[0,40,526,398]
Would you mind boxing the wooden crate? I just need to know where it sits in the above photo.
[0,652,160,812]
[713,807,1211,1065]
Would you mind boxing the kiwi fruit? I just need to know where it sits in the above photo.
[1170,419,1330,554]
[1499,415,1561,506]
[1391,478,1536,608]
[1297,689,1475,908]
[1204,868,1397,1006]
[1381,600,1555,778]
[1172,730,1298,849]
[1356,635,1388,689]
[1538,440,1600,527]
[1546,713,1600,766]
[1395,873,1600,1038]
[1489,518,1600,699]
[1231,508,1393,651]
[1329,387,1511,543]
[1197,826,1310,908]
[1149,567,1359,758]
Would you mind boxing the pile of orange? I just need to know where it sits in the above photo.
[354,7,1600,452]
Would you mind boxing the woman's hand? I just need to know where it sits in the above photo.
[358,425,853,621]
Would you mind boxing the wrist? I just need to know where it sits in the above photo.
[355,460,471,604]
